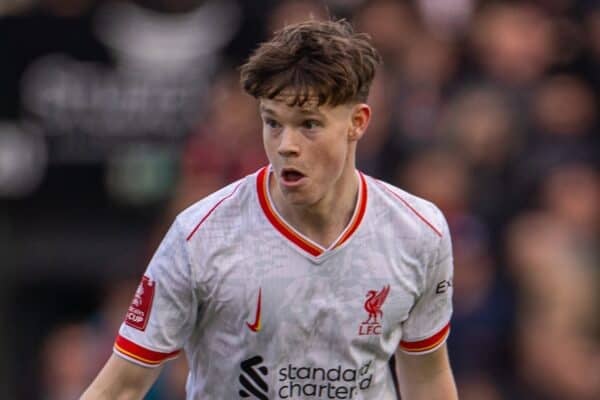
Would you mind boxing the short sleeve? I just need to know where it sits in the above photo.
[399,212,453,355]
[113,218,198,367]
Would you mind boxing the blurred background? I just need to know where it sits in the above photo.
[0,0,598,399]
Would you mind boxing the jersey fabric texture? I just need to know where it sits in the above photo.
[114,166,454,399]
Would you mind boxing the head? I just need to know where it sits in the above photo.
[240,19,381,207]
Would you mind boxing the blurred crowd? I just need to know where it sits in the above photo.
[1,0,598,399]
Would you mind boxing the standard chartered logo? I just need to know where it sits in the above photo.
[239,356,269,399]
[239,357,375,399]
[277,360,374,399]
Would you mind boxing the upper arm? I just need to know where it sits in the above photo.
[80,354,163,400]
[394,208,457,398]
[394,343,458,400]
[114,218,197,366]
[83,218,196,398]
[399,209,453,355]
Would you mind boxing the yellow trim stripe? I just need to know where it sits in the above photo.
[334,174,365,248]
[260,168,367,255]
[261,173,323,254]
[401,328,450,353]
[114,343,179,365]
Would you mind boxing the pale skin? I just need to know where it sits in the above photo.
[396,344,458,400]
[259,95,366,248]
[80,97,458,400]
[80,354,162,400]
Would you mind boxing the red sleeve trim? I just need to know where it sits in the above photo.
[400,322,450,353]
[114,334,180,366]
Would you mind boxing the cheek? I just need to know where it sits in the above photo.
[262,131,276,159]
[315,131,349,170]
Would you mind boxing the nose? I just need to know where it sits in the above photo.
[277,127,300,157]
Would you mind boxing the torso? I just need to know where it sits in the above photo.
[176,166,443,399]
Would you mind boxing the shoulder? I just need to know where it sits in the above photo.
[364,175,448,242]
[176,169,260,241]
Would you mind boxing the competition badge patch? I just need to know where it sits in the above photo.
[125,275,155,331]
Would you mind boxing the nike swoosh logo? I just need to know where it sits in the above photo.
[246,288,262,332]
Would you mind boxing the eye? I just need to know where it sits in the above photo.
[263,118,280,129]
[301,119,321,130]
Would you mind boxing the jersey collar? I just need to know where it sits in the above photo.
[256,166,367,258]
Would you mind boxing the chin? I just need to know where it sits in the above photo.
[279,187,314,207]
[280,190,308,204]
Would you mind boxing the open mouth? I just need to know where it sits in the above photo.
[281,168,305,183]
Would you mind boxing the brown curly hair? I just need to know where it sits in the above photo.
[240,19,382,107]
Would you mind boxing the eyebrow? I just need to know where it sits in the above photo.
[259,105,275,115]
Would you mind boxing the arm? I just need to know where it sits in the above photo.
[395,343,458,400]
[81,218,195,399]
[80,354,163,400]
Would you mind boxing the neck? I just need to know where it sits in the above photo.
[269,166,359,249]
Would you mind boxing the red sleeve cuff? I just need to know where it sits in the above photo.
[114,334,180,367]
[399,322,450,354]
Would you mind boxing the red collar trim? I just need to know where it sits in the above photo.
[256,166,367,257]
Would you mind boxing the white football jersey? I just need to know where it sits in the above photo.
[114,166,454,399]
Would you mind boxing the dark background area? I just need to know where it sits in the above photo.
[1,0,598,399]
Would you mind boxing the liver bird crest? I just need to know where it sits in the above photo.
[363,285,390,325]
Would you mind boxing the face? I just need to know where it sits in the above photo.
[259,95,370,208]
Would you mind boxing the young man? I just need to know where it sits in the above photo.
[81,19,457,400]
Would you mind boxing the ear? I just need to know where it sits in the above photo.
[348,103,371,142]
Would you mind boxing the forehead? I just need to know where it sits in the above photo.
[259,91,350,118]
